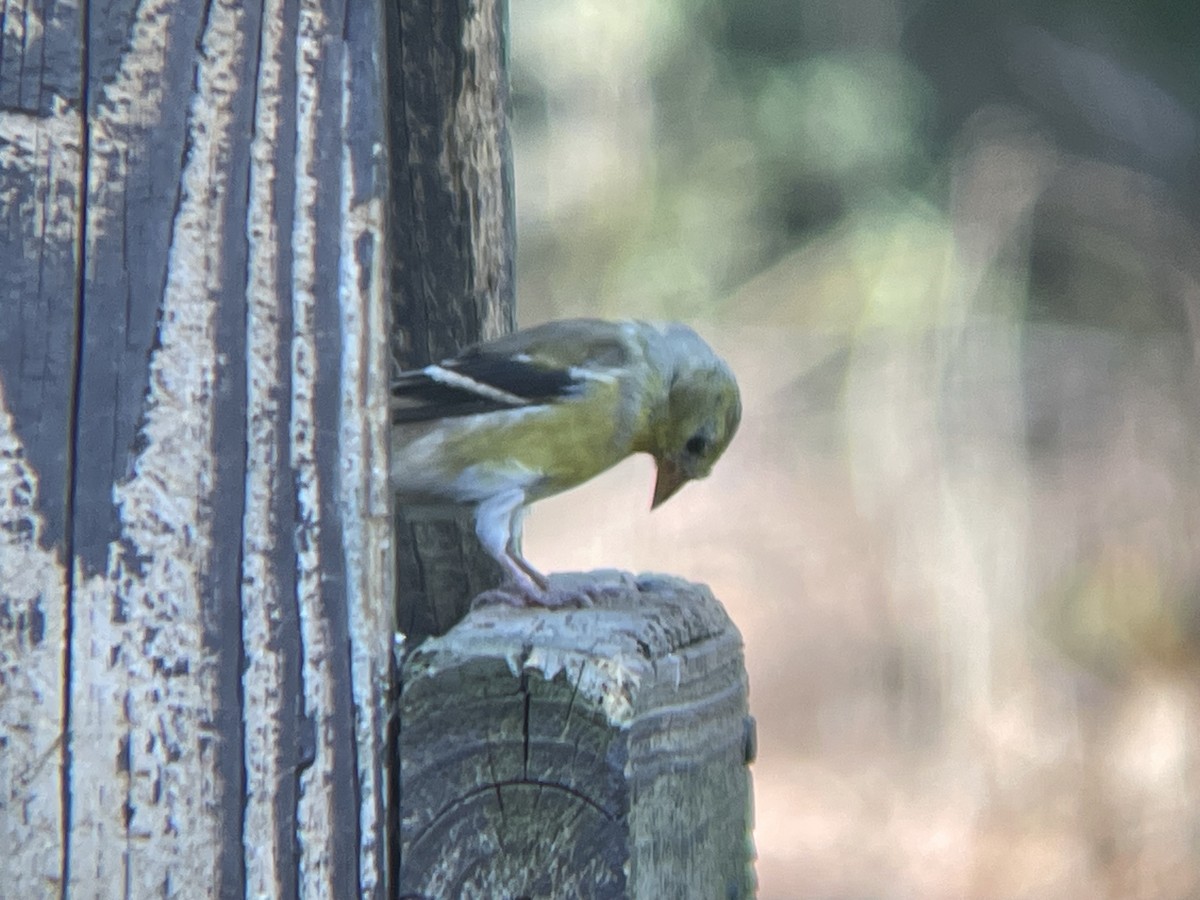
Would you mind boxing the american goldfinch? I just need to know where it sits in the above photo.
[391,318,741,607]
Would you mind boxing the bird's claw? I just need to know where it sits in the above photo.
[471,572,639,610]
[470,586,537,609]
[470,583,593,610]
[536,584,596,609]
[539,571,641,607]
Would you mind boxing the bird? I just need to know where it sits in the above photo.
[390,318,741,607]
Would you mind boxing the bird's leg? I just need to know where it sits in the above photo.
[492,508,626,609]
[500,506,609,608]
[471,489,549,606]
[504,506,549,592]
[508,554,549,592]
[509,505,616,608]
[470,491,593,609]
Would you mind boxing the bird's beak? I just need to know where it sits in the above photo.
[652,460,688,509]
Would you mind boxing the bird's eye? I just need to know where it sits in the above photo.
[685,434,708,456]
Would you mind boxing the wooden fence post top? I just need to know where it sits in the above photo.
[403,572,740,723]
[397,572,756,898]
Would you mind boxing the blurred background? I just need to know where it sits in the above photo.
[507,0,1200,896]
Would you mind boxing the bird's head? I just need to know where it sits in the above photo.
[650,336,742,509]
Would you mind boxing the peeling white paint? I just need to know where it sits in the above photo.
[6,0,395,892]
[1,0,45,46]
[68,1,248,894]
[1,41,89,900]
[240,0,290,892]
[0,385,68,895]
[292,2,338,894]
[0,97,84,275]
[83,0,174,258]
[339,44,394,897]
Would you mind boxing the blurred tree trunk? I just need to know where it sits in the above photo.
[387,0,516,638]
[0,0,393,895]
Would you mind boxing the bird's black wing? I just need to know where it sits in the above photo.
[391,352,584,424]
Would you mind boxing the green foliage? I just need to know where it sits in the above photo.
[511,0,1198,328]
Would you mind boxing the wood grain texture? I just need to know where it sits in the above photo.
[387,0,517,635]
[0,3,83,891]
[66,3,255,892]
[240,0,302,893]
[394,504,505,637]
[396,573,757,899]
[0,387,70,895]
[0,0,394,896]
[386,0,515,371]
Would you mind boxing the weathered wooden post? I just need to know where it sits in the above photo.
[3,0,755,894]
[396,575,757,897]
[387,0,516,638]
[386,1,756,895]
[1,1,393,895]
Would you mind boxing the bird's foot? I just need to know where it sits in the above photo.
[470,582,593,610]
[471,571,639,610]
[552,570,639,604]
